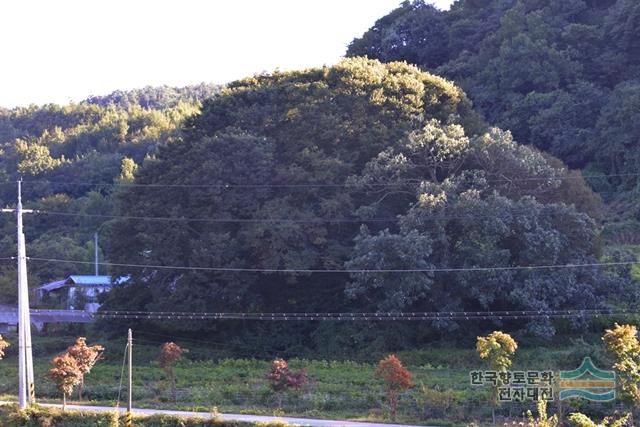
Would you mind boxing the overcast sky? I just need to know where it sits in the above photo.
[0,0,455,108]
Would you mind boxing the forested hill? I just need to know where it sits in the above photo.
[347,0,640,242]
[101,58,635,349]
[0,59,636,353]
[0,84,217,303]
[83,83,221,110]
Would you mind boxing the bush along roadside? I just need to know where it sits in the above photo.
[0,404,291,427]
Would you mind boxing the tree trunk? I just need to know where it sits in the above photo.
[171,371,177,403]
[78,376,84,400]
[491,405,496,425]
[557,395,563,425]
[63,393,67,411]
[389,391,398,421]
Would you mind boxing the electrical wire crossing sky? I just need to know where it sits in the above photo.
[0,0,455,108]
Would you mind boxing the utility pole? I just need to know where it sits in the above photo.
[2,180,35,408]
[94,232,99,276]
[126,328,133,427]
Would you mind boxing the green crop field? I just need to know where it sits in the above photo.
[0,334,623,426]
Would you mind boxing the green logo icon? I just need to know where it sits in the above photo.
[559,357,615,401]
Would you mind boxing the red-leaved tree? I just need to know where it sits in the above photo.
[49,353,82,410]
[0,335,9,360]
[376,354,413,421]
[266,358,308,408]
[67,337,104,399]
[158,342,187,402]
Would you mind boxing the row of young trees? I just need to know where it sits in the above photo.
[265,354,411,421]
[48,337,104,409]
[265,325,640,424]
[5,329,640,424]
[46,338,190,410]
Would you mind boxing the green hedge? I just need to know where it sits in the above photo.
[0,404,290,427]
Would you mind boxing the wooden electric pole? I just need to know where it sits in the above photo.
[126,328,133,427]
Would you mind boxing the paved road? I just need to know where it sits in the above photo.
[1,401,432,427]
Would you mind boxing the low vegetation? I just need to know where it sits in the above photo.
[0,334,9,359]
[266,358,308,409]
[376,354,413,422]
[0,404,289,427]
[476,331,518,424]
[48,337,104,408]
[159,342,188,403]
[0,328,637,425]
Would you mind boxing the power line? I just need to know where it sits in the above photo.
[36,209,581,224]
[2,308,635,322]
[86,308,640,322]
[24,256,638,274]
[23,308,630,321]
[16,171,640,190]
[37,210,400,224]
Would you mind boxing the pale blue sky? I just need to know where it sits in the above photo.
[0,0,454,108]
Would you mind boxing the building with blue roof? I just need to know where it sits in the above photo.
[37,275,127,312]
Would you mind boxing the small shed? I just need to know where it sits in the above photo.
[37,275,115,312]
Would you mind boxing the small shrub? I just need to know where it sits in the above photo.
[0,335,9,360]
[376,354,412,421]
[66,337,105,400]
[568,412,630,427]
[476,331,517,425]
[266,358,308,409]
[159,342,187,403]
[49,353,82,410]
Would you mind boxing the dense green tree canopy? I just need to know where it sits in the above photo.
[348,0,640,209]
[0,85,210,301]
[0,59,633,352]
[101,58,625,345]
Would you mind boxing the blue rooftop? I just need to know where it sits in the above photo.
[67,275,112,286]
[37,275,113,292]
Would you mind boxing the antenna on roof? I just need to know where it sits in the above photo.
[94,232,99,276]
